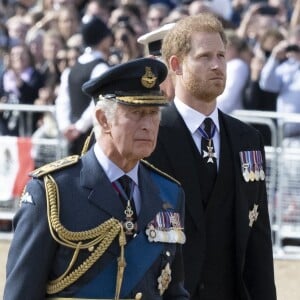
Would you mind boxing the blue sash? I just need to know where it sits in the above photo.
[75,172,179,298]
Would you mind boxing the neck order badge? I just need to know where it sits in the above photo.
[199,118,217,164]
[117,175,137,236]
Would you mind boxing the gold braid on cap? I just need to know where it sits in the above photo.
[116,95,168,105]
[98,94,168,105]
[44,174,126,298]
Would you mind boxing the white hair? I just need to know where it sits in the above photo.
[93,96,118,138]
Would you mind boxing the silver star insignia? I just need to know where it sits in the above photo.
[203,146,217,163]
[249,204,259,227]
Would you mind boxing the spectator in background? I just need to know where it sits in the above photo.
[146,3,170,31]
[40,29,64,86]
[0,43,45,136]
[6,15,30,45]
[162,5,189,24]
[25,28,45,72]
[245,28,285,112]
[110,20,143,64]
[260,25,300,138]
[189,0,233,22]
[55,16,113,155]
[188,0,216,16]
[81,0,112,24]
[217,31,252,114]
[66,45,82,67]
[244,28,285,145]
[55,47,71,75]
[236,1,282,47]
[0,22,9,75]
[56,5,80,44]
[109,3,147,37]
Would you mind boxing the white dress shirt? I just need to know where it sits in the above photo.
[174,97,220,168]
[93,143,141,214]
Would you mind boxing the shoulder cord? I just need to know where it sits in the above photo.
[81,129,94,156]
[44,174,126,299]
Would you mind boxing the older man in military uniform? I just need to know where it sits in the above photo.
[4,58,189,300]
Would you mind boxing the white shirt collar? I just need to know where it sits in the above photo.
[174,97,220,135]
[93,144,139,185]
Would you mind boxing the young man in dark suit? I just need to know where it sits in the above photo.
[147,13,276,300]
[4,58,189,300]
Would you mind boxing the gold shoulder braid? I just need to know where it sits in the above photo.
[81,129,94,156]
[141,160,181,186]
[31,155,80,178]
[44,174,127,299]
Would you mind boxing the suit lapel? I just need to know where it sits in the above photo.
[160,103,205,229]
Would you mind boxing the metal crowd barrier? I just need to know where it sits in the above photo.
[1,105,300,260]
[0,103,68,239]
[232,110,300,259]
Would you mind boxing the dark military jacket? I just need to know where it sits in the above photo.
[4,147,189,300]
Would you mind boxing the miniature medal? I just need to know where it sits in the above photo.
[242,163,250,182]
[253,152,260,181]
[256,151,265,181]
[249,169,255,182]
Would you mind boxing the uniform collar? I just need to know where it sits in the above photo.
[93,144,139,185]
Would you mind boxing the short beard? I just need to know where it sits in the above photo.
[184,75,225,103]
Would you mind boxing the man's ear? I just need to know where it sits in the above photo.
[169,55,182,75]
[95,109,110,133]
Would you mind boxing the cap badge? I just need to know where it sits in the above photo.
[141,66,157,88]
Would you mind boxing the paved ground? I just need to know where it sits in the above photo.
[1,239,300,299]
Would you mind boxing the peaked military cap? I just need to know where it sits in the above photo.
[137,23,176,56]
[82,57,169,106]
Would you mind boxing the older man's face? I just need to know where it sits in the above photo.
[105,104,161,166]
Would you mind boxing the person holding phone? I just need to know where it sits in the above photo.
[260,26,300,138]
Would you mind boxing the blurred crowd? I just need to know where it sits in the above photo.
[0,0,300,152]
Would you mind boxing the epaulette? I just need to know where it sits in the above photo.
[141,159,181,186]
[30,155,80,178]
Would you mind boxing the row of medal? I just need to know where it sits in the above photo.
[239,150,265,182]
[145,211,186,244]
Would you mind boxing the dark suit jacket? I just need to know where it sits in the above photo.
[147,102,276,300]
[4,148,189,300]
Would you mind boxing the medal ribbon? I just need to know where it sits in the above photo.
[112,179,135,203]
[198,121,216,141]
